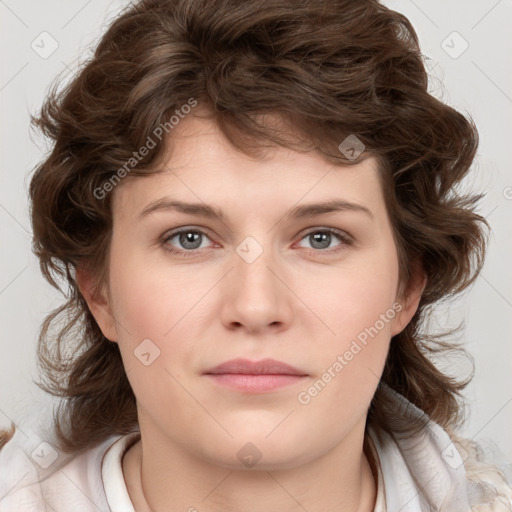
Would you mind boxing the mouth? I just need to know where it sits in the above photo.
[203,358,308,393]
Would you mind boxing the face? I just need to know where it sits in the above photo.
[81,113,421,470]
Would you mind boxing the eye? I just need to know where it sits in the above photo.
[162,227,215,255]
[161,226,353,257]
[296,228,353,252]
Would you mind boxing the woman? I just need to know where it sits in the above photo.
[1,0,510,510]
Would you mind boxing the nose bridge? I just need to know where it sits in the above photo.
[233,233,279,298]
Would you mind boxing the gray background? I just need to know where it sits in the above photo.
[1,0,511,461]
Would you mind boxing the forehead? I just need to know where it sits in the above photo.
[112,113,385,220]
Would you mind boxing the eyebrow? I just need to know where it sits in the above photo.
[139,198,373,221]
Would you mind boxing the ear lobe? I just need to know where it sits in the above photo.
[75,267,118,342]
[391,262,427,337]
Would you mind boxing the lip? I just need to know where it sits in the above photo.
[203,358,308,393]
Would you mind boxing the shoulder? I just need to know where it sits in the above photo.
[368,384,512,511]
[451,434,512,512]
[0,428,126,512]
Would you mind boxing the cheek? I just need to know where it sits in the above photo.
[108,228,400,357]
[106,247,215,389]
[293,277,399,438]
[106,252,201,423]
[108,247,199,339]
[302,249,400,346]
[292,245,399,424]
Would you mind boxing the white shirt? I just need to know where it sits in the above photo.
[1,386,511,511]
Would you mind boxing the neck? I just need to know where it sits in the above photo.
[123,421,377,512]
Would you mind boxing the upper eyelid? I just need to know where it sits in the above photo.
[163,226,217,242]
[294,228,353,248]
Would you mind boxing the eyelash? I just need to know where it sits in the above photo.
[161,227,353,257]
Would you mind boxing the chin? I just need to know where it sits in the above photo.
[195,429,316,472]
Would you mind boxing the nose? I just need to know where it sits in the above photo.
[219,240,294,334]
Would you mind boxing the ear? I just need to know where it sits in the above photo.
[75,266,118,342]
[390,259,427,337]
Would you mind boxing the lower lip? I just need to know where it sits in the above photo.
[205,374,306,392]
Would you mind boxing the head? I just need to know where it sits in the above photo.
[28,0,487,458]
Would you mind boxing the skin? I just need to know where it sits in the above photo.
[78,112,424,512]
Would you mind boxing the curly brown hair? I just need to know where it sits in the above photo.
[1,0,488,454]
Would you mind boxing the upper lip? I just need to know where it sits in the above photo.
[204,358,307,376]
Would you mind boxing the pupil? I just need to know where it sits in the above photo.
[180,232,201,249]
[311,232,330,249]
